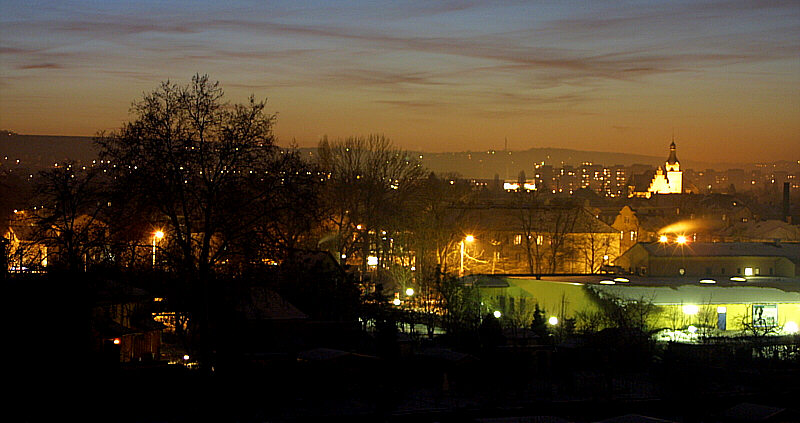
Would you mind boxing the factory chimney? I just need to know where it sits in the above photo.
[784,182,791,223]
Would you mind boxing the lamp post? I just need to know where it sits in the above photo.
[460,234,474,277]
[152,230,164,267]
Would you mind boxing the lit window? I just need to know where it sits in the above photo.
[514,234,522,245]
[744,267,753,276]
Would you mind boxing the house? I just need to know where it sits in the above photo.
[609,205,641,254]
[4,210,47,272]
[724,219,800,242]
[92,280,164,364]
[452,203,621,274]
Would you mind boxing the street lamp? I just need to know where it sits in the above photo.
[460,235,474,277]
[152,230,164,267]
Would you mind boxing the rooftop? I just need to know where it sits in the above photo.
[640,241,800,260]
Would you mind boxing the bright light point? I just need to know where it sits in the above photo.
[367,256,378,266]
[392,298,401,306]
[730,276,747,282]
[613,277,629,283]
[717,306,727,313]
[676,235,687,244]
[113,338,120,345]
[687,325,698,333]
[493,310,502,318]
[341,254,347,259]
[683,305,699,315]
[356,224,363,230]
[405,288,414,296]
[183,355,190,360]
[154,230,164,239]
[784,321,798,334]
[700,279,716,284]
[599,280,615,284]
[465,235,474,243]
[548,316,559,326]
[659,235,668,243]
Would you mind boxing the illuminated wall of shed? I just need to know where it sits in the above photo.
[484,277,800,333]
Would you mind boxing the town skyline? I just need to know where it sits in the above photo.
[2,1,799,163]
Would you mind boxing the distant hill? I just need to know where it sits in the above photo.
[0,132,765,176]
[302,147,753,179]
[1,133,98,170]
[414,148,673,180]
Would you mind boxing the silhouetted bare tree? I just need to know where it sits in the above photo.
[97,74,282,279]
[96,74,314,370]
[29,162,108,272]
[316,135,425,273]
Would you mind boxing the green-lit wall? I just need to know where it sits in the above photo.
[479,277,800,333]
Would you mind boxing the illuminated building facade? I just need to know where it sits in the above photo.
[630,141,684,198]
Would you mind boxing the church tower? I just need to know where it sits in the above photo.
[664,140,682,194]
[644,141,683,196]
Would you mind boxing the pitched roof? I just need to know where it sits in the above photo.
[666,141,678,165]
[640,242,800,261]
[592,283,800,305]
[628,171,656,193]
[455,204,618,234]
[235,286,308,321]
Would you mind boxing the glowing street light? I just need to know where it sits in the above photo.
[493,310,502,318]
[548,316,559,326]
[405,287,414,296]
[659,234,668,243]
[676,235,687,245]
[152,230,164,267]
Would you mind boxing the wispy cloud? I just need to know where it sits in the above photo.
[17,63,63,70]
[1,1,797,160]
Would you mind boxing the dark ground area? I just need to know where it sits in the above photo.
[11,343,799,423]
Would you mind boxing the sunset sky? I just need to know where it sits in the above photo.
[1,1,798,162]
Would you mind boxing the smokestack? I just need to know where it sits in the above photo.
[784,182,790,223]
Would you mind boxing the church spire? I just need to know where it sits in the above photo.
[667,138,678,165]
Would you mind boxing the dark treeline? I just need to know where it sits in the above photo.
[2,75,504,371]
